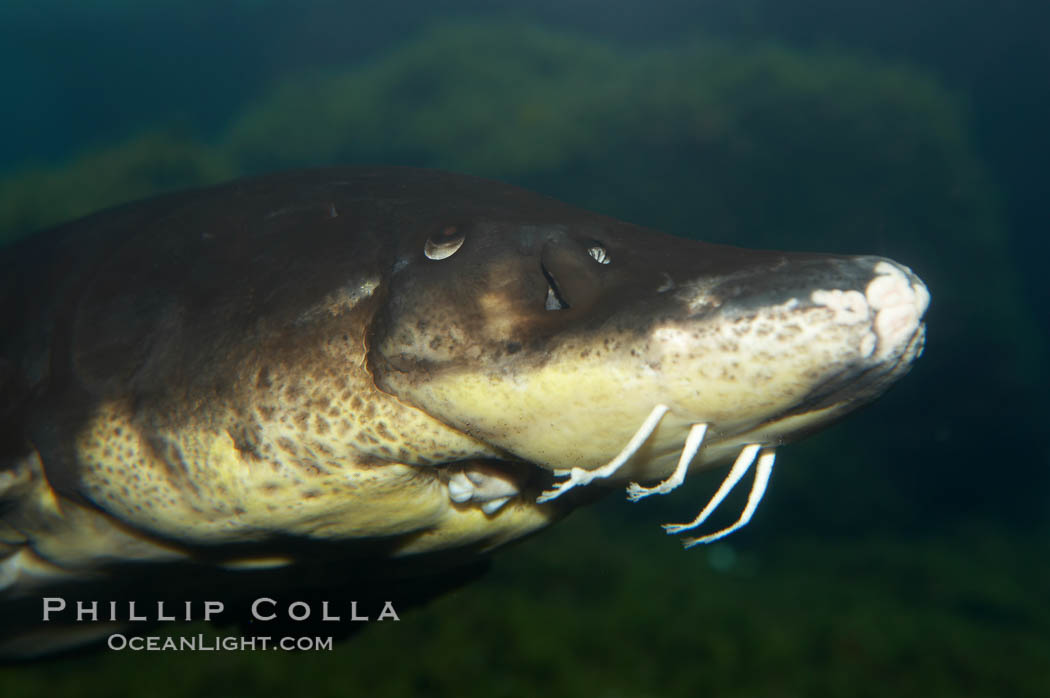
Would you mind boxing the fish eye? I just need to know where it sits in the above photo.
[424,226,466,260]
[587,244,610,265]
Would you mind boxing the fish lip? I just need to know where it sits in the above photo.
[434,458,548,498]
[432,458,611,511]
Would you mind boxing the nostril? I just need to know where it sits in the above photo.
[541,262,570,311]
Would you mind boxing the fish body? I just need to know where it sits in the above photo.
[0,168,927,654]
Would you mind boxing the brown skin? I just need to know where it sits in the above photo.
[1,167,913,568]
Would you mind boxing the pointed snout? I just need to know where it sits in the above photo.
[676,252,928,364]
[635,252,929,441]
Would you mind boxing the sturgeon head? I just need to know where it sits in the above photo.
[369,188,929,545]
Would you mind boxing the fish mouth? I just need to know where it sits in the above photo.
[436,459,536,516]
[433,458,577,517]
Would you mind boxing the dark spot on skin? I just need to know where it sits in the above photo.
[506,341,522,354]
[229,425,263,461]
[258,405,276,421]
[256,367,273,390]
[277,438,298,455]
[295,411,310,429]
[376,422,394,441]
[315,416,330,435]
[302,489,321,499]
[354,454,386,468]
[398,448,411,460]
[262,482,279,493]
[233,506,246,515]
[114,427,123,436]
[350,396,363,410]
[286,384,303,401]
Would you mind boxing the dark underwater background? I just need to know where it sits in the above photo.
[1,1,1048,695]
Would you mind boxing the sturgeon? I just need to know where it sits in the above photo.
[0,167,927,654]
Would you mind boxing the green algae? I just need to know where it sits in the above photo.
[0,132,234,242]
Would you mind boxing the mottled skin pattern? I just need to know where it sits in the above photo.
[0,168,926,656]
[2,170,582,573]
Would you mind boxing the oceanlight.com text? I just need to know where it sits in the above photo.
[107,633,334,652]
